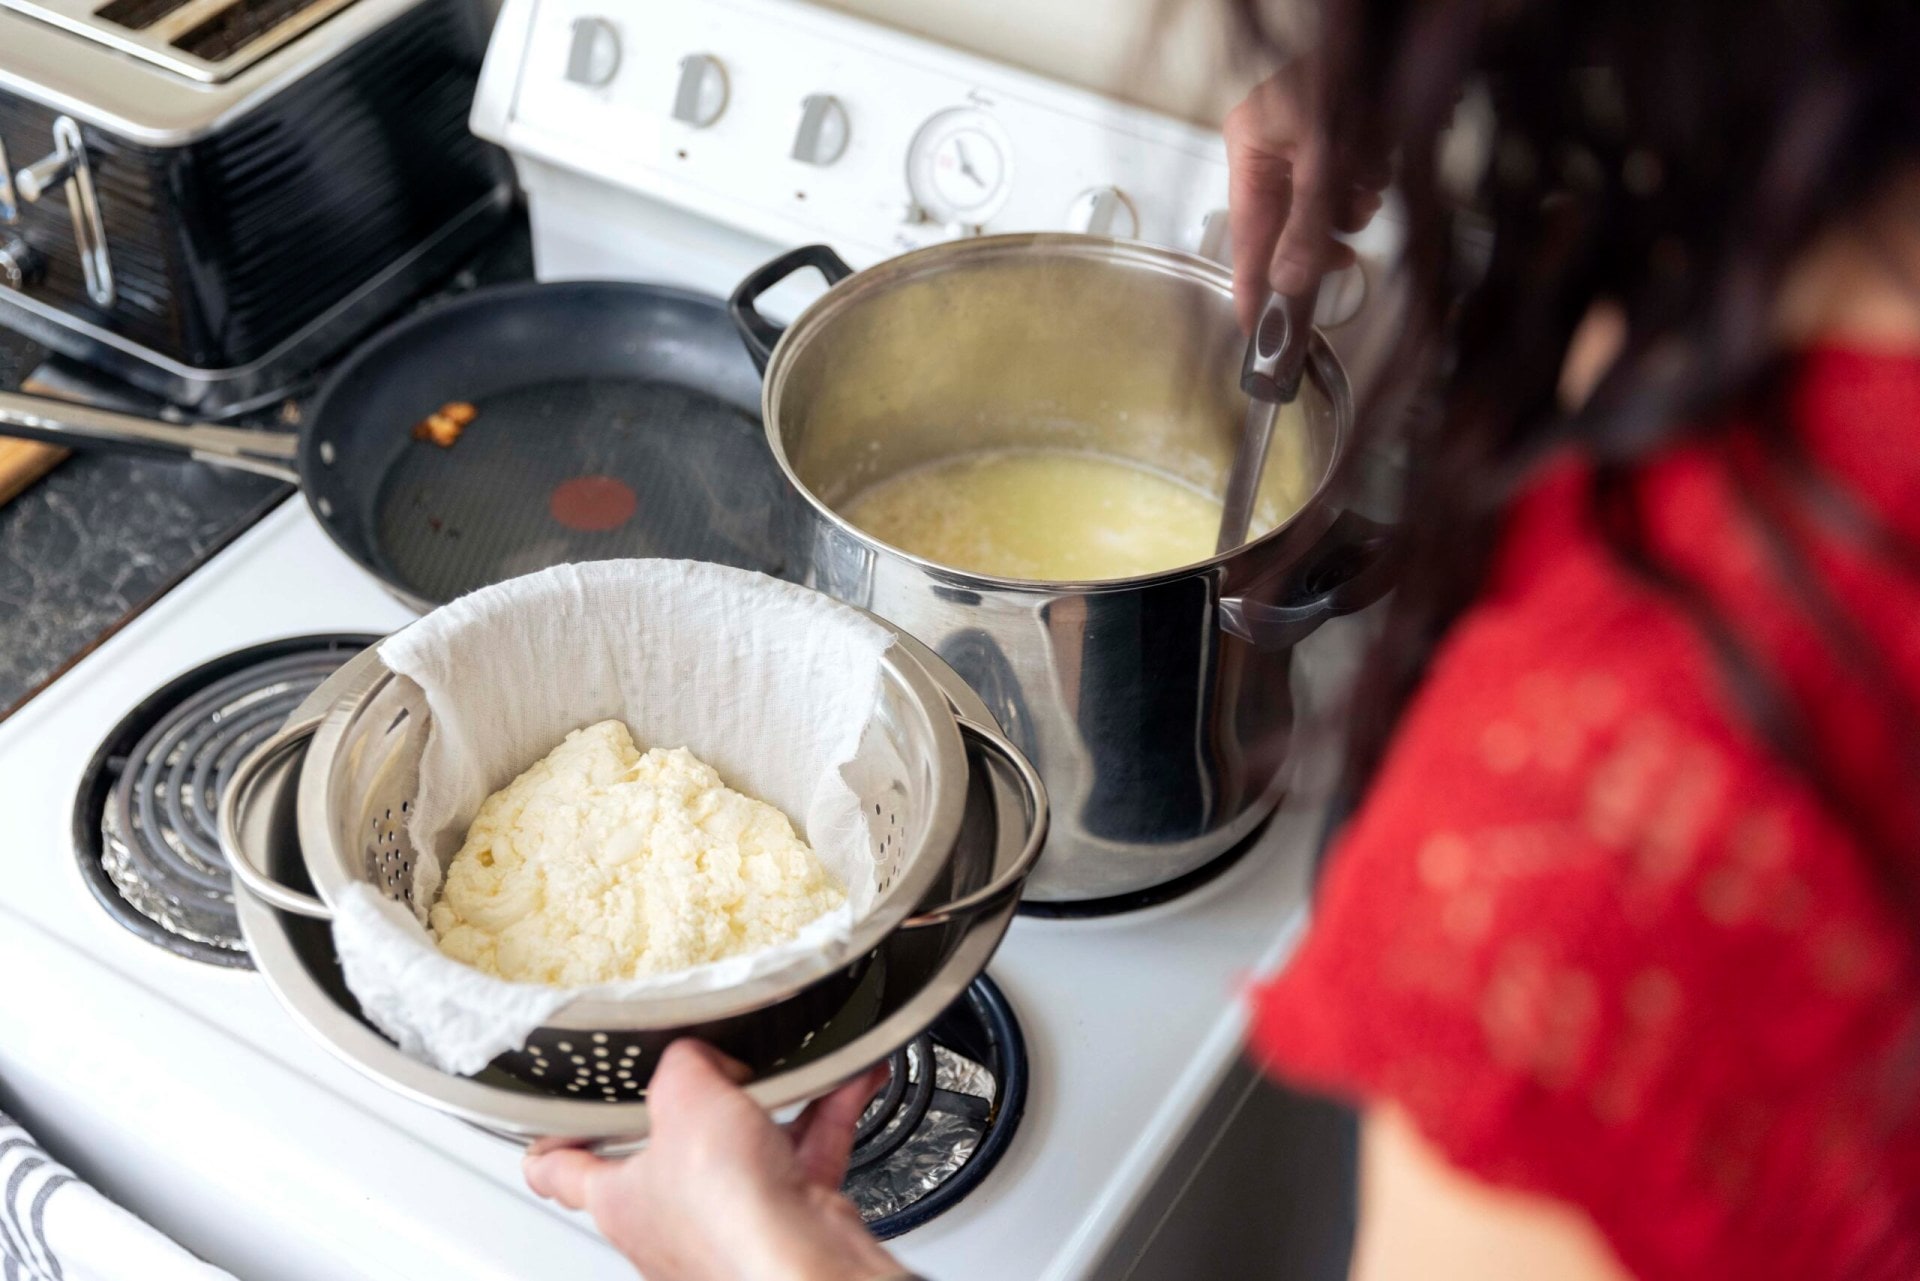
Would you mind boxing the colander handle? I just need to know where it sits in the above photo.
[901,717,1049,930]
[222,718,336,921]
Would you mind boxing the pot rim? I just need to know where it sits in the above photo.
[758,232,1355,594]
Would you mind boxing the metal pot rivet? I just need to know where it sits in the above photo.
[319,440,336,465]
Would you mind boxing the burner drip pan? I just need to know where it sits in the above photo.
[848,976,1027,1240]
[73,633,374,967]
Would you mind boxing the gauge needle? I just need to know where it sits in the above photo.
[954,141,986,188]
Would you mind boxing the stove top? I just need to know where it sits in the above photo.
[0,499,1335,1280]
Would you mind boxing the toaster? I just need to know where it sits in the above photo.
[0,0,511,409]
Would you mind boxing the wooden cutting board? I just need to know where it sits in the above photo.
[0,439,67,507]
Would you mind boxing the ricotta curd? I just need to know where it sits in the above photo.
[428,720,845,986]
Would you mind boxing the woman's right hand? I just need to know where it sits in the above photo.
[524,1041,902,1281]
[1223,73,1386,331]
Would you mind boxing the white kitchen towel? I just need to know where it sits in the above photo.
[331,559,894,1074]
[0,1112,237,1281]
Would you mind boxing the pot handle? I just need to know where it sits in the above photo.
[220,718,336,920]
[728,244,856,373]
[1218,510,1397,651]
[900,717,1050,930]
[0,390,302,484]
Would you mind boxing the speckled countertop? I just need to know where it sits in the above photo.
[0,448,288,718]
[0,332,289,717]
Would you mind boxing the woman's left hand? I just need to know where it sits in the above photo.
[524,1040,903,1281]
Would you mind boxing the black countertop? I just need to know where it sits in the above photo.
[0,214,534,719]
[0,330,290,717]
[0,444,288,717]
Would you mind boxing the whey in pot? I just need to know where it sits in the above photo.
[842,447,1229,581]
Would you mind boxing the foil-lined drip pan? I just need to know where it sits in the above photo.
[841,976,1026,1239]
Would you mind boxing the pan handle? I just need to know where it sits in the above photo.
[900,717,1049,930]
[728,244,855,373]
[0,390,302,484]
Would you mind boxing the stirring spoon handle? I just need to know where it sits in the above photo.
[1216,285,1321,555]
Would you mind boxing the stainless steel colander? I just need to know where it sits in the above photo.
[223,625,1045,1095]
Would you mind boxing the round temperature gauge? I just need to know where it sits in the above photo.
[905,108,1014,228]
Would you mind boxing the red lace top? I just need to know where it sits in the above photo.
[1251,346,1920,1280]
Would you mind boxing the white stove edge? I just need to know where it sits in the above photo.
[0,498,1334,1279]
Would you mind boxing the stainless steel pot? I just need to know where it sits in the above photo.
[731,234,1390,902]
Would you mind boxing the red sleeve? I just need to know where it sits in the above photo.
[1250,484,1920,1280]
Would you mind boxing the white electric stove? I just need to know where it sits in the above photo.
[0,1,1389,1275]
[0,499,1344,1278]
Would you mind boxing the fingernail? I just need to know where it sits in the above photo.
[522,1155,548,1198]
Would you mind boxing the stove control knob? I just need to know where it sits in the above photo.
[1067,187,1138,238]
[0,233,43,291]
[672,54,730,129]
[791,94,850,166]
[564,17,621,87]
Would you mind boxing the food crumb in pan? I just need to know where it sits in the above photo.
[412,401,478,448]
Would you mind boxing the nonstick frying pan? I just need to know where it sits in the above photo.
[0,281,801,610]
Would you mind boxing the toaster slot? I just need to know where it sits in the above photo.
[93,0,193,31]
[170,0,318,61]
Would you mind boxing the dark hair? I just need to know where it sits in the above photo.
[1208,2,1920,899]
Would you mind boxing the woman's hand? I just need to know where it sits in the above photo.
[1223,73,1386,330]
[524,1040,904,1281]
